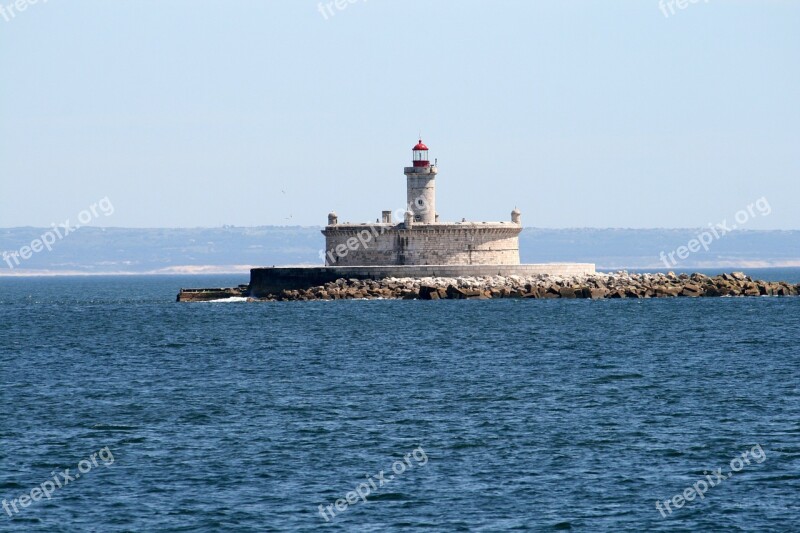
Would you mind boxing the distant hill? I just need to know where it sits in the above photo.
[519,228,800,269]
[1,226,798,275]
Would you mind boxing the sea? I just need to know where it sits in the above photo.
[1,268,799,532]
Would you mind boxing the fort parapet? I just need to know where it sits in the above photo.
[322,222,521,266]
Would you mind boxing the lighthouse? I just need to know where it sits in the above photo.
[404,139,438,224]
[321,137,525,267]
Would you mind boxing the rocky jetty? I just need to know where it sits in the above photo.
[250,272,800,301]
[177,285,249,302]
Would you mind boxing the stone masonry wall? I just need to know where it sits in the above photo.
[322,224,521,266]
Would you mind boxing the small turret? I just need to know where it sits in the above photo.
[404,210,414,229]
[328,212,338,225]
[511,207,521,224]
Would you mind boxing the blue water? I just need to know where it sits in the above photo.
[1,272,799,532]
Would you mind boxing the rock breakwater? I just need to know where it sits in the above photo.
[252,272,800,301]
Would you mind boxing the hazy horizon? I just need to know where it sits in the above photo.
[5,224,800,231]
[3,226,800,275]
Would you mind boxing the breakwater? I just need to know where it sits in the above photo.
[248,264,596,297]
[176,285,249,302]
[240,272,799,302]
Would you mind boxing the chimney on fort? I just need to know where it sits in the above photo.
[404,139,438,224]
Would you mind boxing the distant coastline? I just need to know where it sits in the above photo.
[0,266,258,277]
[2,227,800,276]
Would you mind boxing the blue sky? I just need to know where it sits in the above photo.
[1,0,798,229]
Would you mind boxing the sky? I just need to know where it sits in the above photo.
[1,0,798,229]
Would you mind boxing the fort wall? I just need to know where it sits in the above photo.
[322,223,522,266]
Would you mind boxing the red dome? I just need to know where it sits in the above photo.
[413,139,428,151]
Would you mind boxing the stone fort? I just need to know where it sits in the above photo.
[322,139,523,266]
[237,139,595,296]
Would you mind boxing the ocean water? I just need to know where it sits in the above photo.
[1,272,800,532]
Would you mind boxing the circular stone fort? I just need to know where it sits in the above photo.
[244,139,595,297]
[321,139,523,267]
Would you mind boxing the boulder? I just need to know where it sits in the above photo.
[624,288,643,298]
[461,289,484,298]
[590,288,608,300]
[704,286,725,297]
[777,285,797,296]
[681,283,703,297]
[418,286,438,300]
[559,287,577,299]
[446,285,467,299]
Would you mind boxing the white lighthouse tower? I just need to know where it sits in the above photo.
[404,139,438,224]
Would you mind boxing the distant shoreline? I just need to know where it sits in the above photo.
[0,267,255,277]
[3,227,799,274]
[3,265,800,278]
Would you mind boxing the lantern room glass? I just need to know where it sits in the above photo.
[413,150,428,162]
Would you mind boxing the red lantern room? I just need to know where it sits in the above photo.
[412,139,430,168]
